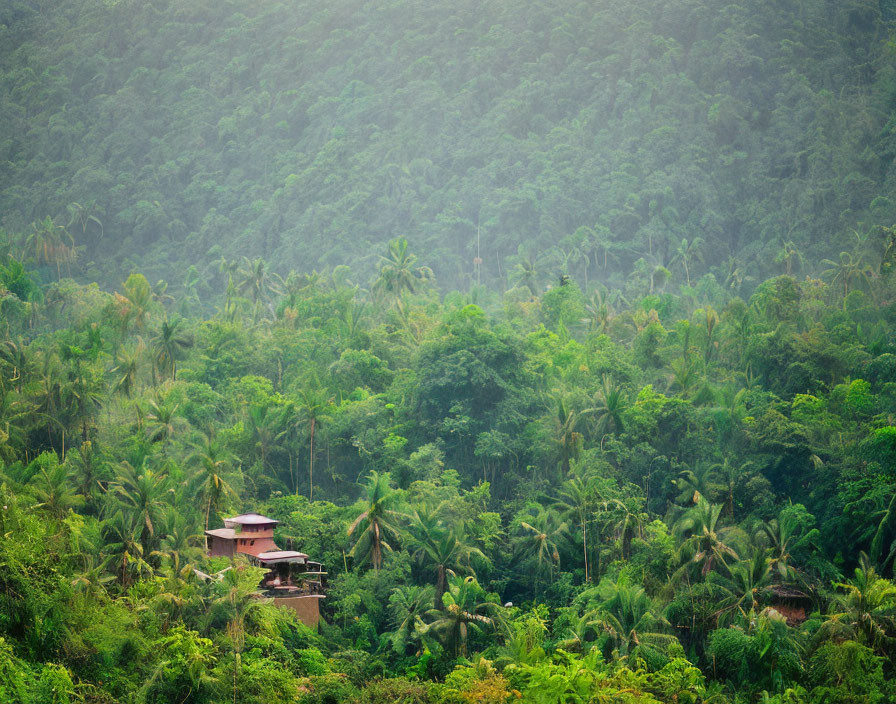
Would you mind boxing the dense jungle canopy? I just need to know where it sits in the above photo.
[2,1,896,703]
[3,0,896,291]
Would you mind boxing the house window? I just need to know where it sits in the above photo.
[250,540,255,546]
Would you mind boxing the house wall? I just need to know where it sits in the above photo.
[273,595,322,630]
[234,536,278,557]
[208,536,235,557]
[225,522,276,539]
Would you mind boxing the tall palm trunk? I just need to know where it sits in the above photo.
[435,564,446,610]
[582,515,589,582]
[309,417,316,501]
[372,520,381,571]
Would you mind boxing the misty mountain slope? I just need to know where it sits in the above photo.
[1,0,894,290]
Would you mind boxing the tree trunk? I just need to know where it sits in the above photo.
[205,496,212,551]
[373,520,381,571]
[435,564,446,610]
[309,417,316,502]
[582,517,589,582]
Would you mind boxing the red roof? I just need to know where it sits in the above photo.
[225,513,279,525]
[205,528,237,539]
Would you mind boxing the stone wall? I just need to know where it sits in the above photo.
[273,595,323,630]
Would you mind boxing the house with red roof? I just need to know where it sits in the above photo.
[205,513,326,629]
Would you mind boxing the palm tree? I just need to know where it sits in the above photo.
[509,251,540,296]
[558,243,589,289]
[592,226,619,271]
[200,566,277,703]
[329,299,368,348]
[31,349,69,448]
[715,548,774,624]
[388,585,434,654]
[26,216,77,279]
[30,460,85,519]
[515,508,566,596]
[709,457,751,518]
[775,241,804,276]
[246,403,287,472]
[407,508,489,609]
[206,560,275,639]
[66,439,107,512]
[821,251,873,300]
[593,375,627,436]
[102,509,154,586]
[556,608,603,653]
[71,554,114,597]
[672,462,716,507]
[819,553,896,656]
[151,318,193,382]
[700,306,720,364]
[720,255,750,294]
[236,257,282,309]
[673,496,740,580]
[59,342,102,442]
[136,626,220,703]
[672,237,704,288]
[0,337,33,394]
[606,498,647,560]
[148,560,196,632]
[155,506,204,567]
[180,265,204,316]
[145,397,184,448]
[374,237,433,308]
[190,431,240,533]
[584,289,615,333]
[586,575,676,661]
[551,395,594,474]
[422,575,507,657]
[220,266,244,322]
[759,504,821,579]
[115,273,153,334]
[669,357,700,398]
[66,200,103,243]
[554,465,608,583]
[348,471,404,571]
[294,386,333,501]
[281,269,326,307]
[710,384,748,446]
[0,389,30,463]
[109,460,171,552]
[111,341,144,397]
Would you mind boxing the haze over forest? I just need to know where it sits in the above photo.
[3,0,896,292]
[2,2,896,704]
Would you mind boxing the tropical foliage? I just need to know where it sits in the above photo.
[2,1,896,701]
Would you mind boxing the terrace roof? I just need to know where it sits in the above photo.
[256,550,308,564]
[205,528,237,539]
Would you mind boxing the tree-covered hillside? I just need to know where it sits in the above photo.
[4,1,896,702]
[2,0,896,290]
[1,236,896,701]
